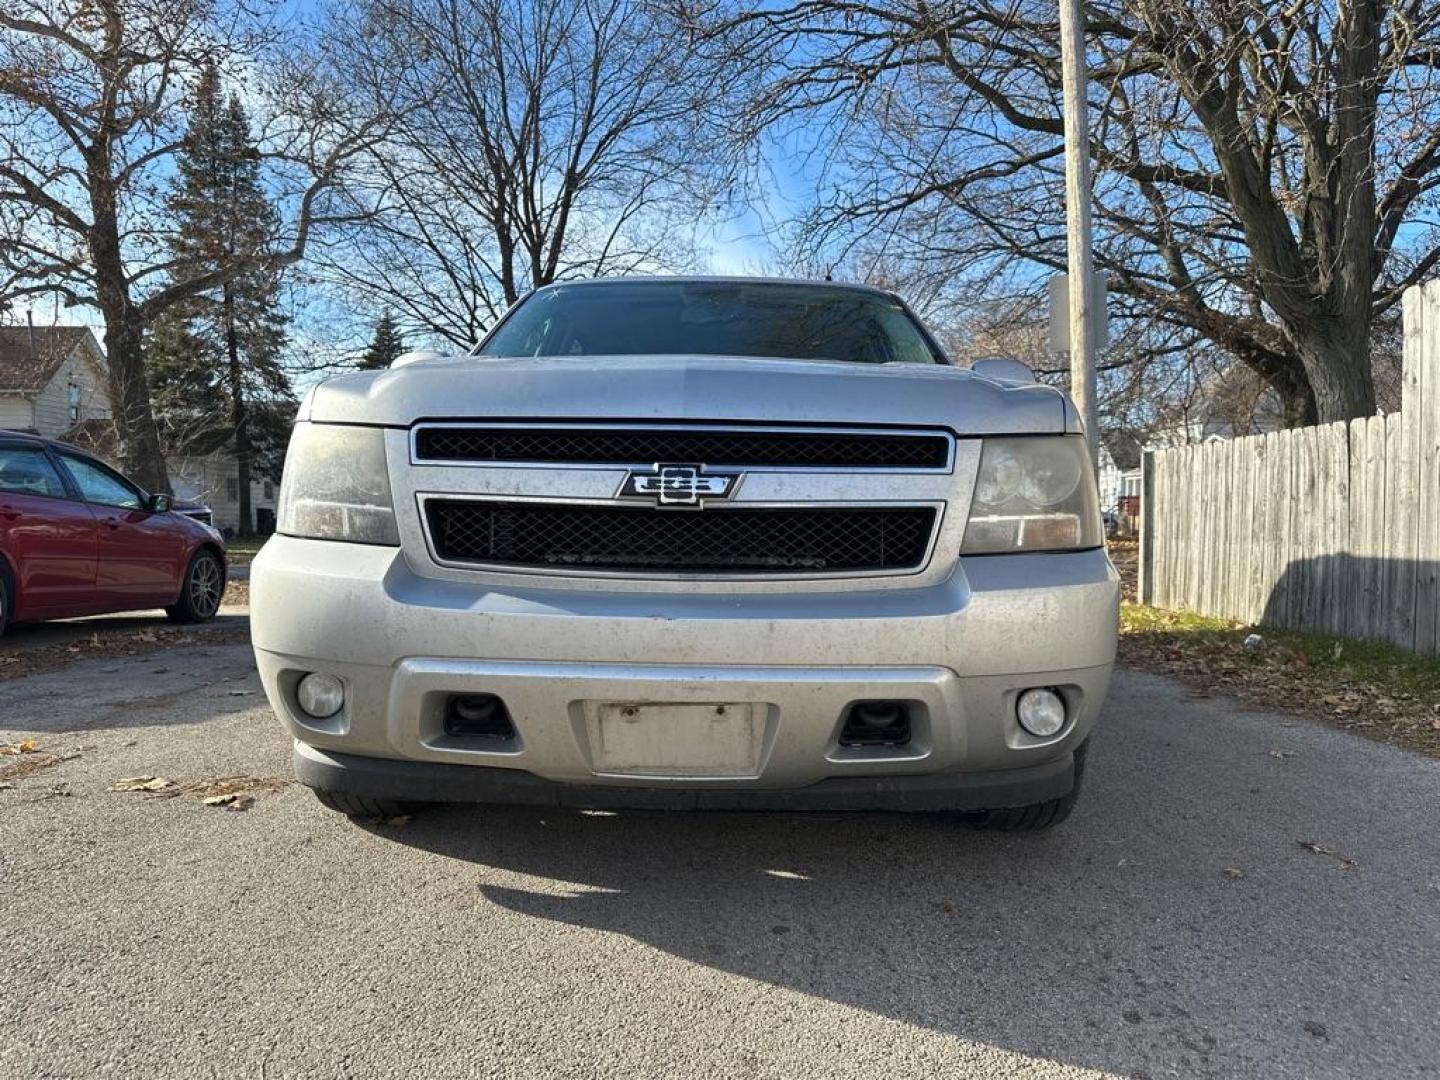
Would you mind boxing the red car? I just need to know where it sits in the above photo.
[0,431,226,637]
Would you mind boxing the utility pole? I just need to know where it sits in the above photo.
[1058,0,1099,466]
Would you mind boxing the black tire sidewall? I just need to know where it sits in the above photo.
[312,787,416,819]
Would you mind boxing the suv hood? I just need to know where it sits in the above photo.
[303,354,1077,434]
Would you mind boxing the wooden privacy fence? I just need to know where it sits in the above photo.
[1139,279,1440,654]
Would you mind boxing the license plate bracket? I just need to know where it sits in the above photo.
[587,702,765,778]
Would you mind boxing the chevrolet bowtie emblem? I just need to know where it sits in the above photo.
[620,464,740,507]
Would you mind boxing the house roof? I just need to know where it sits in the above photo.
[1102,429,1144,471]
[0,326,97,392]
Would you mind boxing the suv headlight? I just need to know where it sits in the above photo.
[961,436,1102,553]
[276,422,400,545]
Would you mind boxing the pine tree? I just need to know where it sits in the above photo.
[357,312,405,370]
[148,64,293,535]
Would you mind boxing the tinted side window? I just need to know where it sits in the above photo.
[0,448,69,499]
[59,455,144,510]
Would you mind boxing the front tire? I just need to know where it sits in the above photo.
[311,787,419,819]
[963,742,1088,832]
[166,549,224,624]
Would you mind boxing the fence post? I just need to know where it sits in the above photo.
[1411,280,1440,653]
[1138,450,1155,605]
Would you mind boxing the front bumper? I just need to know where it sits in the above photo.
[252,536,1118,806]
[294,741,1084,812]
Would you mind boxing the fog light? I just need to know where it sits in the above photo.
[1016,688,1066,737]
[296,672,345,719]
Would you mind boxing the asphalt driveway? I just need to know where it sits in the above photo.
[1,641,1437,1079]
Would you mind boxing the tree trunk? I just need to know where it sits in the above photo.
[1291,319,1376,423]
[1268,362,1319,430]
[88,159,170,494]
[224,283,252,536]
[99,311,172,495]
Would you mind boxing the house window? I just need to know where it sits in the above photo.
[263,479,274,500]
[226,477,239,501]
[68,383,81,421]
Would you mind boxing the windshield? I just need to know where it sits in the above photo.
[476,281,946,365]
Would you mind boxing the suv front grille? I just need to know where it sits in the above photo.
[424,500,937,575]
[413,425,950,470]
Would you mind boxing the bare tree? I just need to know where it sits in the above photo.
[689,0,1440,426]
[315,0,751,347]
[0,0,385,489]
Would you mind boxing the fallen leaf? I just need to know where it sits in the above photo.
[111,775,174,792]
[1223,867,1245,879]
[1297,839,1358,871]
[0,739,37,755]
[202,793,238,807]
[179,775,286,800]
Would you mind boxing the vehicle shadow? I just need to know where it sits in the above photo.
[0,627,259,733]
[358,694,1432,1078]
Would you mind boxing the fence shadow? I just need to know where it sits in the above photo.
[1258,555,1440,652]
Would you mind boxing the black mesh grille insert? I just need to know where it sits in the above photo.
[414,426,949,469]
[425,501,937,574]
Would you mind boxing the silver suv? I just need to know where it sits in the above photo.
[251,278,1118,829]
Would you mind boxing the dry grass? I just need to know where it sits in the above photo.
[1120,602,1440,757]
[0,741,76,781]
[223,537,269,561]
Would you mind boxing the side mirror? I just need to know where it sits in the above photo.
[390,349,447,369]
[148,493,172,513]
[969,356,1038,385]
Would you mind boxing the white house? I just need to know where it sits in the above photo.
[1096,444,1123,511]
[167,451,278,534]
[0,325,111,434]
[0,324,276,534]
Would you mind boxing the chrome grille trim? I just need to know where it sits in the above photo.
[410,422,955,473]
